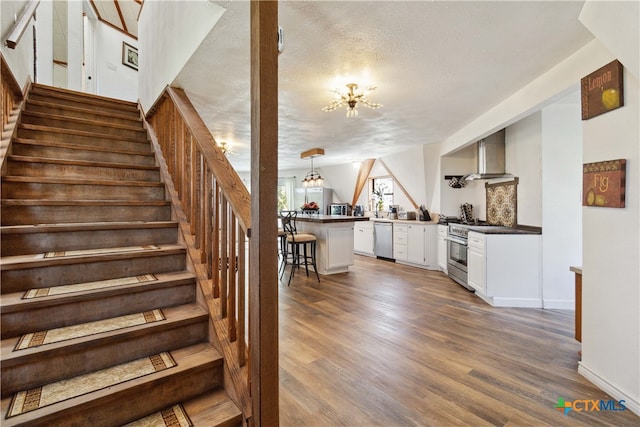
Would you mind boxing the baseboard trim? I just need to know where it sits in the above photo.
[543,299,575,310]
[490,297,542,308]
[578,361,640,416]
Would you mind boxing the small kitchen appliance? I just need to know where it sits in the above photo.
[328,203,350,216]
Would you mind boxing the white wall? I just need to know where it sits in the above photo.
[440,146,477,218]
[579,68,639,415]
[440,39,615,157]
[423,143,442,213]
[505,111,542,226]
[138,0,225,112]
[66,0,82,91]
[541,93,583,309]
[35,0,54,86]
[1,0,35,89]
[94,23,138,101]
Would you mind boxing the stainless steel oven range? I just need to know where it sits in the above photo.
[447,224,474,291]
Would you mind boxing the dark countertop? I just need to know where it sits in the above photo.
[294,215,371,224]
[466,225,542,235]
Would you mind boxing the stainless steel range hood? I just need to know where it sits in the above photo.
[462,129,513,180]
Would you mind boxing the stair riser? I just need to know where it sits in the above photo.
[2,227,177,256]
[1,280,196,337]
[1,204,172,226]
[1,317,208,398]
[20,114,147,141]
[25,102,141,127]
[17,126,149,146]
[11,143,156,166]
[6,161,160,182]
[1,181,166,202]
[6,360,223,427]
[28,91,140,118]
[1,252,186,293]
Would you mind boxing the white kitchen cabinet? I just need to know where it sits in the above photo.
[467,231,542,307]
[393,223,408,261]
[354,221,374,256]
[437,224,448,272]
[407,224,425,264]
[467,233,486,294]
[326,226,355,270]
[393,223,438,269]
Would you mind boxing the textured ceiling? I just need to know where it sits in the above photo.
[173,1,593,173]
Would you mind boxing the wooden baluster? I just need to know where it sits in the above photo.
[205,168,213,278]
[174,115,184,199]
[194,149,203,249]
[189,140,198,234]
[169,102,177,176]
[212,180,221,298]
[220,197,229,318]
[238,227,247,366]
[183,129,189,211]
[229,211,237,342]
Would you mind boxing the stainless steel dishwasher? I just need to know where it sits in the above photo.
[374,221,393,259]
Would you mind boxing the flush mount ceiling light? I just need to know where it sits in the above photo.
[301,148,325,188]
[322,83,382,117]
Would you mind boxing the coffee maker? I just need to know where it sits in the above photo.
[353,205,364,216]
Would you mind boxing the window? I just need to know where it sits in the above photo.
[370,177,394,212]
[277,177,296,212]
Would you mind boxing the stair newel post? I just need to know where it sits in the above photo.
[249,1,279,425]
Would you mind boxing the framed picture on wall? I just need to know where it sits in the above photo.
[122,42,138,71]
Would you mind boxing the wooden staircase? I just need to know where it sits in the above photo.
[0,84,242,426]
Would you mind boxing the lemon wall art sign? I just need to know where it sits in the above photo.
[581,60,624,120]
[583,159,626,208]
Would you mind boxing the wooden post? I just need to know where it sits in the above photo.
[249,1,279,426]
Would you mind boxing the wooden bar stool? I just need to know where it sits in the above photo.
[279,211,320,286]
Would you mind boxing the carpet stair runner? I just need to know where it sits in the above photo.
[0,84,242,426]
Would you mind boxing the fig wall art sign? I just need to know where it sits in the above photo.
[583,159,626,208]
[581,59,624,120]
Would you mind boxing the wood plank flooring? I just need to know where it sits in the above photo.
[279,255,638,426]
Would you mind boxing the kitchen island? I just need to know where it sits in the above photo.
[294,215,370,275]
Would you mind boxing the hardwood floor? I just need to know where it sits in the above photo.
[278,255,638,426]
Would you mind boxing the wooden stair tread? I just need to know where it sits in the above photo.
[1,175,164,187]
[1,200,171,208]
[181,389,243,426]
[1,303,208,366]
[0,270,196,311]
[0,343,222,427]
[1,221,177,235]
[12,137,154,156]
[21,110,147,133]
[25,99,141,123]
[7,154,160,170]
[30,84,139,111]
[0,243,185,270]
[18,123,148,143]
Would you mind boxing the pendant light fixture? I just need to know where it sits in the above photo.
[301,148,325,188]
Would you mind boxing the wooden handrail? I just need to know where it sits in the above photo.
[5,0,40,49]
[146,86,254,422]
